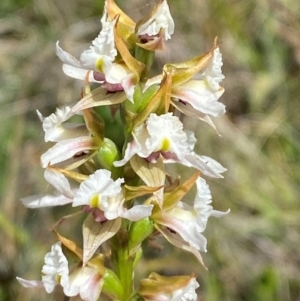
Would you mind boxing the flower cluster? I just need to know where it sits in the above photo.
[17,1,228,301]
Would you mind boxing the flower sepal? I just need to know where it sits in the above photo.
[160,171,200,212]
[106,0,136,47]
[165,38,218,86]
[83,109,105,145]
[139,272,199,301]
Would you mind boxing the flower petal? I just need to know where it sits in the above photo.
[62,64,100,82]
[80,8,117,73]
[16,277,44,289]
[42,242,69,293]
[156,225,206,268]
[56,41,81,67]
[63,265,104,301]
[121,204,154,221]
[171,100,219,132]
[20,194,73,208]
[136,0,174,40]
[41,136,95,167]
[171,80,225,117]
[205,47,225,90]
[183,153,227,178]
[72,169,124,209]
[44,168,74,198]
[154,205,207,251]
[71,86,127,113]
[113,139,142,167]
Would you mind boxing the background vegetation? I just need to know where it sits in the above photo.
[0,0,299,300]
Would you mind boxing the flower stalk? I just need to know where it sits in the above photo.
[17,1,229,301]
[112,226,134,301]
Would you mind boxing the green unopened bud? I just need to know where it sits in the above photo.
[102,269,124,301]
[128,217,154,254]
[97,138,122,179]
[123,83,159,115]
[122,83,159,134]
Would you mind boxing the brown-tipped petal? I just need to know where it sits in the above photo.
[106,0,135,28]
[164,41,218,86]
[124,184,164,201]
[71,86,127,113]
[48,166,89,183]
[53,229,83,260]
[162,170,200,211]
[114,18,144,81]
[83,109,105,144]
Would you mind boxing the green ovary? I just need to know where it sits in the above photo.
[161,138,171,152]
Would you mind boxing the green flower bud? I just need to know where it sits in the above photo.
[102,269,124,301]
[128,217,154,254]
[97,138,122,179]
[122,83,159,134]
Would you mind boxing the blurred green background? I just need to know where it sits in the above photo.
[1,0,300,300]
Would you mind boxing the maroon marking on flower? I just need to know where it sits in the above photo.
[139,34,158,44]
[92,208,108,224]
[73,151,88,158]
[93,71,105,82]
[161,151,178,160]
[167,227,177,234]
[102,82,124,93]
[146,151,160,163]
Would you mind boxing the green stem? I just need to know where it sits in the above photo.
[112,223,134,301]
[135,45,155,84]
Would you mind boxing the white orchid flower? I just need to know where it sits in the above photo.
[63,264,104,301]
[114,113,226,178]
[73,169,153,221]
[171,47,225,119]
[17,242,69,293]
[56,6,136,101]
[37,106,88,143]
[137,0,174,41]
[152,177,229,266]
[17,242,105,301]
[154,178,229,252]
[56,6,116,76]
[140,273,199,301]
[145,46,225,129]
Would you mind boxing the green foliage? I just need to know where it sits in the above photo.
[0,0,31,16]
